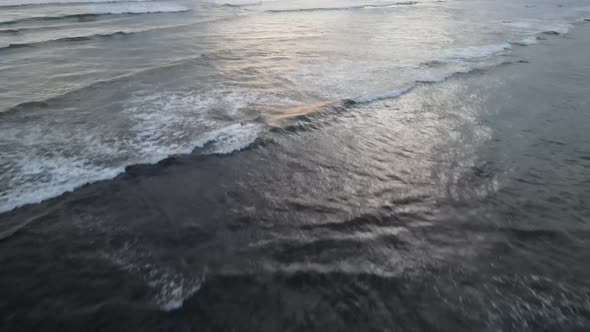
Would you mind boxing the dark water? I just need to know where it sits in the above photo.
[2,0,590,330]
[1,20,590,331]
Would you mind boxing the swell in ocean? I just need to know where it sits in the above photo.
[0,0,588,219]
[0,22,578,215]
[2,22,590,323]
[0,30,135,50]
[1,10,590,329]
[266,1,418,13]
[0,10,188,27]
[0,0,156,7]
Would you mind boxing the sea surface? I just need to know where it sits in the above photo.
[1,0,588,212]
[1,0,590,331]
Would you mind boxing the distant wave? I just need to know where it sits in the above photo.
[0,19,221,51]
[0,31,137,51]
[0,17,224,52]
[0,0,153,7]
[0,54,215,115]
[0,30,552,109]
[0,28,23,34]
[0,26,60,34]
[0,14,97,26]
[0,4,189,26]
[266,2,418,13]
[222,2,261,8]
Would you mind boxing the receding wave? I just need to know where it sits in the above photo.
[266,1,418,13]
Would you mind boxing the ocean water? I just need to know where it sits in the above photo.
[1,0,590,331]
[0,0,588,212]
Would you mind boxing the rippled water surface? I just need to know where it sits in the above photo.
[1,0,589,211]
[1,0,590,331]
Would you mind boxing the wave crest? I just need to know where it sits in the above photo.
[0,2,188,26]
[266,1,418,13]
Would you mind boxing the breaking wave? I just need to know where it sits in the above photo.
[266,1,418,13]
[0,3,189,26]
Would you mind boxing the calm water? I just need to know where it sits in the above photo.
[1,0,590,331]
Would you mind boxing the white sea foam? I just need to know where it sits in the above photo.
[156,274,205,311]
[203,123,264,154]
[0,87,274,214]
[511,35,538,46]
[104,248,205,312]
[122,90,266,159]
[0,160,125,214]
[0,91,265,214]
[505,21,573,47]
[503,20,572,35]
[157,278,203,311]
[443,43,512,61]
[0,122,262,214]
